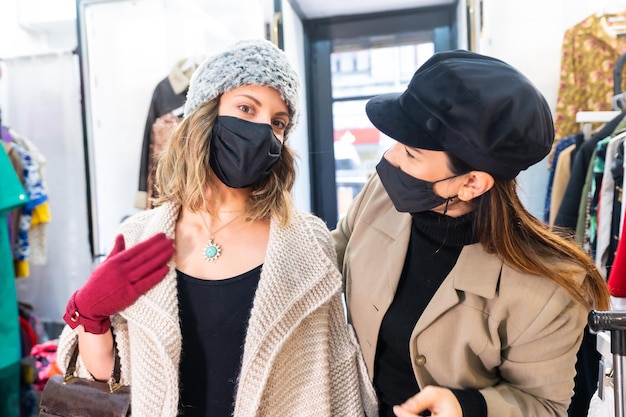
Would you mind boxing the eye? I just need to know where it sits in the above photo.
[272,119,287,130]
[238,104,254,114]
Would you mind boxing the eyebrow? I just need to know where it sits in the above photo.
[234,93,262,106]
[234,93,290,119]
[407,146,424,155]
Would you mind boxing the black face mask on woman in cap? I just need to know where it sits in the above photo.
[376,157,459,214]
[209,116,282,188]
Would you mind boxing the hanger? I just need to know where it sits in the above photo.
[179,56,201,73]
[613,92,626,111]
[171,105,184,118]
[597,7,626,19]
[599,9,626,36]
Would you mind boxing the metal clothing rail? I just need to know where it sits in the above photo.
[589,310,626,417]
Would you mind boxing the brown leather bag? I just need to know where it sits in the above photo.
[39,337,130,417]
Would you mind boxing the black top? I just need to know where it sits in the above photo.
[138,77,188,194]
[374,210,486,417]
[176,265,262,417]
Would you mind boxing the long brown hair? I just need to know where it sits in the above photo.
[447,153,609,311]
[153,97,296,226]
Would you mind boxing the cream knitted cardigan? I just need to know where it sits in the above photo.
[58,202,378,417]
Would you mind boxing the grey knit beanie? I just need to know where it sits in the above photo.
[183,39,300,127]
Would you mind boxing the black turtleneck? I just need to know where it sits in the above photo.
[374,210,486,417]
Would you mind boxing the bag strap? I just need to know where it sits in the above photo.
[64,333,124,393]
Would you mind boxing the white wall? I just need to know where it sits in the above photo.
[0,0,76,58]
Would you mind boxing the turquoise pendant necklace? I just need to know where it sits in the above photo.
[199,212,241,262]
[203,239,221,262]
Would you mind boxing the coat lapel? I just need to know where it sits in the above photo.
[365,200,412,309]
[413,243,503,336]
[235,211,341,414]
[119,203,181,417]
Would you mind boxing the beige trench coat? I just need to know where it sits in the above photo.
[332,173,588,417]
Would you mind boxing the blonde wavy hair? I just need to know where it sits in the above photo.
[153,97,296,226]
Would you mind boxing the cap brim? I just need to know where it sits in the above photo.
[365,93,443,150]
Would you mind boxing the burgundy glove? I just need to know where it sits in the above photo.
[63,233,175,334]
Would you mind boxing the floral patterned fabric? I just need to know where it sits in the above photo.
[555,13,626,145]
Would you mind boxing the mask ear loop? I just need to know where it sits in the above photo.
[433,196,457,254]
[437,171,469,216]
[442,197,455,216]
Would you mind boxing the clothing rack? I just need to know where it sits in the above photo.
[576,111,622,139]
[589,310,626,417]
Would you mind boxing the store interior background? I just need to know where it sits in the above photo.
[0,0,618,328]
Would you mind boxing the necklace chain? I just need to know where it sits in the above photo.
[199,212,241,237]
[198,212,242,262]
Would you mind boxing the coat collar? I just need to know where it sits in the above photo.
[368,195,503,298]
[412,243,503,336]
[451,243,503,298]
[368,200,505,336]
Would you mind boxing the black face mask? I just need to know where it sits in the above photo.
[376,157,458,213]
[209,116,283,188]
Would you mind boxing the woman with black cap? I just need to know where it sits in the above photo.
[55,39,377,417]
[332,50,610,417]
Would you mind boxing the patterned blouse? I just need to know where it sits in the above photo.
[555,13,626,144]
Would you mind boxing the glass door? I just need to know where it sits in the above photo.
[331,37,435,218]
[305,5,457,227]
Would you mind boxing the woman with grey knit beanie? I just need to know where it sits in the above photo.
[56,38,378,417]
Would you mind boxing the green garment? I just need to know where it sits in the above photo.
[0,144,28,417]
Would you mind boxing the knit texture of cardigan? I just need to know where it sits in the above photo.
[58,202,378,417]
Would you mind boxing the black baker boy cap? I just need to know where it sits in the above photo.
[365,49,554,180]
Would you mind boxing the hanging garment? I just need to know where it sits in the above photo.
[6,129,49,277]
[1,140,24,251]
[0,145,28,417]
[544,134,578,223]
[145,113,180,209]
[607,140,624,276]
[554,13,626,147]
[136,58,197,209]
[550,144,576,227]
[583,136,613,259]
[596,133,626,277]
[555,111,626,229]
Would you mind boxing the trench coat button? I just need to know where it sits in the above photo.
[414,355,426,366]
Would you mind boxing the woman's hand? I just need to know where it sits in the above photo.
[393,386,462,417]
[63,233,175,334]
